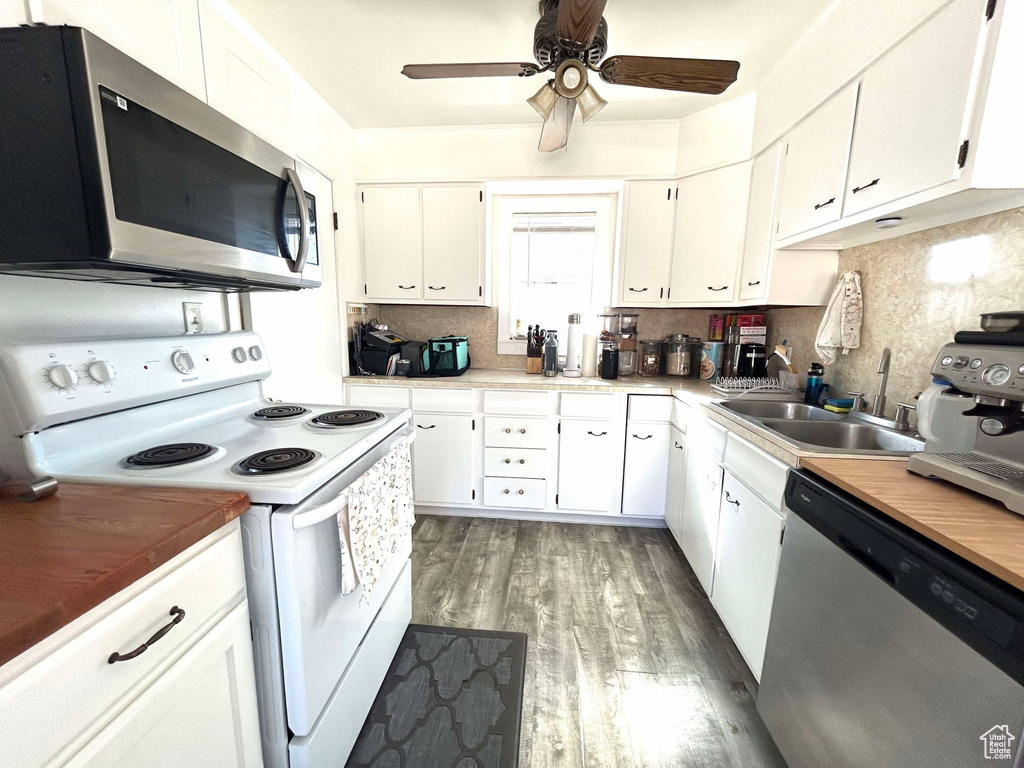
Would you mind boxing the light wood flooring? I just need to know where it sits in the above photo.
[411,515,788,768]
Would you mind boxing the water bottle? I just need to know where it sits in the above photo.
[542,330,559,377]
[804,363,824,404]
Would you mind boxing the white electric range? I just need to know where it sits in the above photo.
[0,332,415,768]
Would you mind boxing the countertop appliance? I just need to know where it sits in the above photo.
[907,336,1024,515]
[0,26,320,291]
[758,470,1024,768]
[0,332,414,768]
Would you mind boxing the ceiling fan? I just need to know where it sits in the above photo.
[401,0,740,152]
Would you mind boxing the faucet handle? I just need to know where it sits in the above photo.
[893,402,917,432]
[847,391,866,411]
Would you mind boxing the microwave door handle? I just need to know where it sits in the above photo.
[283,167,311,274]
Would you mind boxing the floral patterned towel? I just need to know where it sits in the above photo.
[339,437,415,601]
[815,270,863,364]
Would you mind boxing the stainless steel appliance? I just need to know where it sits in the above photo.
[908,336,1024,516]
[759,470,1024,768]
[0,26,320,291]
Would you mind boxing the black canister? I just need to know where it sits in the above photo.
[600,341,619,380]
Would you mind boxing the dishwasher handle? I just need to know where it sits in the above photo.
[838,535,896,585]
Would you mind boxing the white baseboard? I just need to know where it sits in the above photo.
[415,504,667,528]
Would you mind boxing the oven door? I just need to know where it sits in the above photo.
[269,425,414,736]
[78,30,321,288]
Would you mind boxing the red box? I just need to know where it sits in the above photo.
[708,314,725,341]
[737,313,765,327]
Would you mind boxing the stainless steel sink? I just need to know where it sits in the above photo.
[758,419,925,454]
[719,400,845,422]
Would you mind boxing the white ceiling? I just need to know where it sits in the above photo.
[228,0,825,129]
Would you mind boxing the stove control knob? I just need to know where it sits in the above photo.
[980,417,1008,436]
[87,360,115,384]
[172,350,195,374]
[231,346,247,364]
[248,345,263,361]
[47,364,79,391]
[983,363,1011,387]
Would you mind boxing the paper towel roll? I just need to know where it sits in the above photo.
[581,334,598,378]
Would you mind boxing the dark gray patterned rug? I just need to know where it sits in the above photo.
[346,625,528,768]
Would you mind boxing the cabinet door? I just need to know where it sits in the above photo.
[775,83,858,240]
[617,181,675,306]
[65,604,262,768]
[412,414,475,504]
[738,145,783,302]
[32,0,206,100]
[667,162,752,305]
[199,0,292,151]
[362,186,423,301]
[422,186,484,303]
[843,0,983,217]
[711,473,785,681]
[621,423,671,517]
[665,426,687,540]
[557,420,619,513]
[679,449,723,595]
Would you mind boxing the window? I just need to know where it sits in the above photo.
[493,190,618,355]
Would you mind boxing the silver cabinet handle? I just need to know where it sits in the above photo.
[503,488,510,494]
[504,458,511,464]
[632,434,653,440]
[519,458,526,464]
[505,428,512,434]
[725,490,740,507]
[282,168,310,273]
[587,431,607,437]
[519,428,526,434]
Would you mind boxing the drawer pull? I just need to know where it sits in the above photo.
[587,431,607,437]
[707,285,729,292]
[674,441,684,449]
[108,606,185,664]
[813,197,835,210]
[746,280,761,287]
[725,491,741,508]
[519,458,526,464]
[504,458,511,464]
[397,284,416,290]
[632,434,653,440]
[518,489,525,495]
[505,428,512,434]
[503,488,510,494]
[427,285,446,291]
[852,178,880,194]
[519,428,527,434]
[628,287,648,293]
[416,424,436,429]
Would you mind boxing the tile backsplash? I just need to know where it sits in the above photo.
[768,207,1024,415]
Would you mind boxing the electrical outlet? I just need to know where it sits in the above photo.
[347,303,368,316]
[182,302,205,334]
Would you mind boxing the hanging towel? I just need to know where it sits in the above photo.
[815,271,863,364]
[338,437,415,600]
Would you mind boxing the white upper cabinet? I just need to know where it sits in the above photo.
[667,161,752,306]
[199,0,293,152]
[842,0,984,217]
[361,186,423,301]
[775,83,858,241]
[422,185,485,303]
[30,0,206,101]
[361,184,487,305]
[616,181,675,306]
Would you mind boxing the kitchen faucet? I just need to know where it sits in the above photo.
[872,347,891,417]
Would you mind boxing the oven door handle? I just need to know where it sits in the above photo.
[283,167,311,274]
[291,494,348,531]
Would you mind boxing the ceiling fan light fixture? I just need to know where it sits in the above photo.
[553,59,588,99]
[527,80,558,120]
[577,83,608,122]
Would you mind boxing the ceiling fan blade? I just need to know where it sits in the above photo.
[599,55,740,94]
[538,96,576,152]
[556,0,607,50]
[401,62,540,79]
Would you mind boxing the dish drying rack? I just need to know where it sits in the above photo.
[710,377,801,401]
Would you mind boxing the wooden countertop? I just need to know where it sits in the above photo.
[801,458,1024,593]
[0,483,249,667]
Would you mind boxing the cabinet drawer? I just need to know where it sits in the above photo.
[484,416,548,448]
[411,388,473,413]
[483,390,549,415]
[483,477,546,509]
[347,385,410,409]
[0,525,246,768]
[628,394,673,422]
[484,448,546,479]
[671,398,690,432]
[689,410,728,462]
[724,433,789,510]
[560,392,618,419]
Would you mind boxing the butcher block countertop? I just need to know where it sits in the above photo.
[802,457,1024,593]
[0,483,249,667]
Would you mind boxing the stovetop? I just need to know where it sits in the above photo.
[22,384,411,506]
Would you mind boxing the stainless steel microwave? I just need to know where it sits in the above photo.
[0,26,321,291]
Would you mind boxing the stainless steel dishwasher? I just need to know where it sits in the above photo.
[758,470,1024,768]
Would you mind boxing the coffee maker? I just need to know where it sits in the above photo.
[908,324,1024,516]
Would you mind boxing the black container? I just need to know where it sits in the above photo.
[600,343,619,380]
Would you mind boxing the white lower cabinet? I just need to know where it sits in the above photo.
[711,472,786,681]
[664,426,687,540]
[411,414,475,505]
[557,419,619,513]
[621,423,671,517]
[678,414,728,595]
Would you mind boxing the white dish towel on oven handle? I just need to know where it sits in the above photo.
[815,270,863,364]
[338,436,415,600]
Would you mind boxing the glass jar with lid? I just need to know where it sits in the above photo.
[664,334,700,377]
[598,313,620,342]
[639,339,662,377]
[619,313,639,335]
